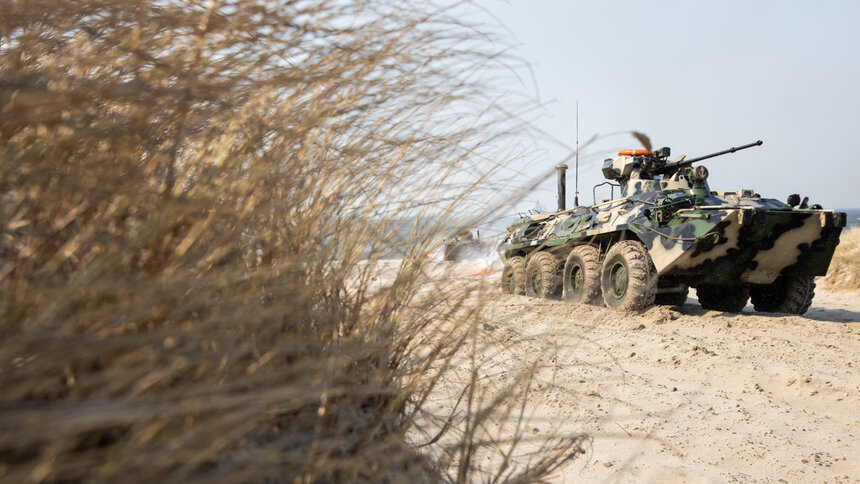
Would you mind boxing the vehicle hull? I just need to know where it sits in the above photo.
[634,209,843,286]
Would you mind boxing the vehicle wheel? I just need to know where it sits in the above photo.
[696,285,749,312]
[501,256,526,295]
[600,241,657,311]
[654,285,689,306]
[525,252,562,299]
[749,275,815,315]
[562,245,601,304]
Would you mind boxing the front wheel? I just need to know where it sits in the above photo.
[749,276,815,315]
[600,241,656,311]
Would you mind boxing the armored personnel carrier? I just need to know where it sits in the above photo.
[442,230,487,261]
[499,141,846,314]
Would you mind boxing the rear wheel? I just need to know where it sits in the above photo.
[749,275,815,315]
[562,245,602,304]
[696,285,749,312]
[501,256,526,295]
[600,241,656,311]
[525,252,562,299]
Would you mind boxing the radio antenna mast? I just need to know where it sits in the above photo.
[574,100,580,206]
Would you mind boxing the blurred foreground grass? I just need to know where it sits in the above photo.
[0,1,583,482]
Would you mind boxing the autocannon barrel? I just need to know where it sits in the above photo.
[647,140,763,176]
[680,140,763,166]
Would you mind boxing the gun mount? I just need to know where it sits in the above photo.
[602,140,763,182]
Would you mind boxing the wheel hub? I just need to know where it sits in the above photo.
[569,265,583,292]
[609,261,627,299]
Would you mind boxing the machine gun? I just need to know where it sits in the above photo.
[641,140,763,178]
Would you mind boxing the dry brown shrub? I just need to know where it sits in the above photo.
[817,226,860,292]
[0,1,583,482]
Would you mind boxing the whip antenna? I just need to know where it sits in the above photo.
[574,100,580,206]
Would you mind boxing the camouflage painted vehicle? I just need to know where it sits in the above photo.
[443,230,486,261]
[499,141,846,314]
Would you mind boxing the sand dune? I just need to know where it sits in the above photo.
[423,263,859,483]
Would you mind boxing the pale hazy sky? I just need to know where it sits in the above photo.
[481,0,860,209]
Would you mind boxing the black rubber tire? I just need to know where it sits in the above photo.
[525,252,562,299]
[696,285,749,312]
[749,275,815,315]
[501,256,526,295]
[562,245,602,304]
[600,241,657,311]
[654,285,689,306]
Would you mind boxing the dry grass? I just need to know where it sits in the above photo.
[817,226,860,292]
[0,1,583,482]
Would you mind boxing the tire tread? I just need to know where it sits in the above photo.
[600,240,657,311]
[526,252,562,299]
[563,245,601,304]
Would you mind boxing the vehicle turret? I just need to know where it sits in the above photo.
[601,140,762,198]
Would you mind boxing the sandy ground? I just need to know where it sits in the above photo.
[419,261,859,483]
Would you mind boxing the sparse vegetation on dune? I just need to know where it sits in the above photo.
[0,1,581,482]
[817,226,860,292]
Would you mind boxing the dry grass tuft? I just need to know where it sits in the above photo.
[817,226,860,292]
[0,1,582,482]
[630,131,652,152]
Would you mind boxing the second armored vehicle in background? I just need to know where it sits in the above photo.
[443,230,487,261]
[499,141,846,314]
